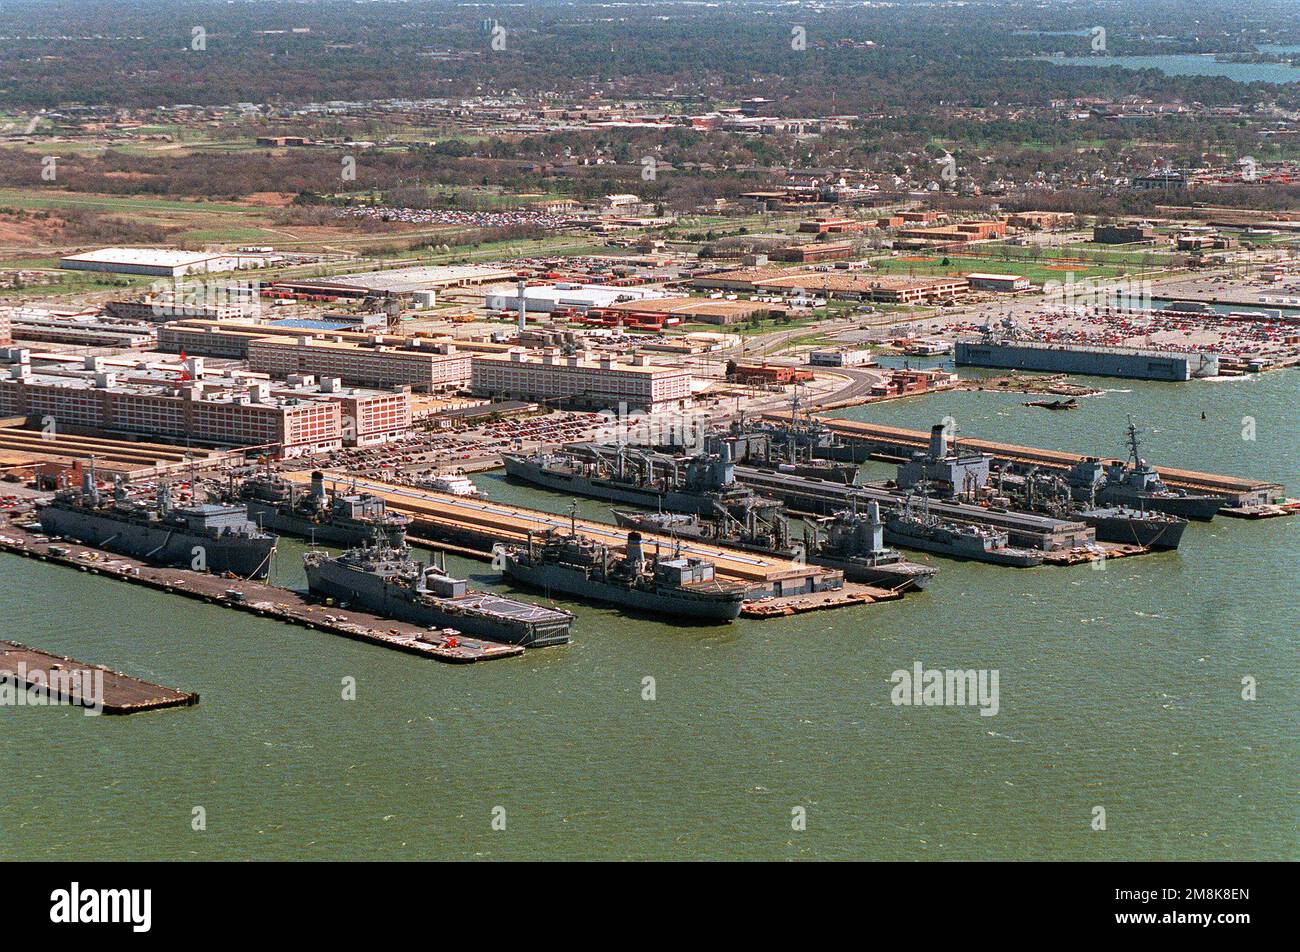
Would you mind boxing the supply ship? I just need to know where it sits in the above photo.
[37,464,276,579]
[804,501,939,591]
[884,495,1043,567]
[304,536,574,647]
[1064,420,1226,521]
[500,509,748,621]
[502,443,779,519]
[240,469,410,547]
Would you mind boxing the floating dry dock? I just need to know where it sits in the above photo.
[786,417,1290,514]
[0,640,198,714]
[0,521,523,663]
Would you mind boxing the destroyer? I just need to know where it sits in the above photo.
[995,466,1187,550]
[500,507,748,621]
[884,495,1043,568]
[1065,419,1226,520]
[304,536,574,647]
[37,464,276,579]
[805,501,939,591]
[241,469,410,547]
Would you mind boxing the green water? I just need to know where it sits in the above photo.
[1,371,1296,860]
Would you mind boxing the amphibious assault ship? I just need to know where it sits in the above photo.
[884,495,1043,567]
[304,536,574,647]
[240,469,410,548]
[1065,419,1226,521]
[500,508,749,621]
[804,501,940,591]
[502,443,780,519]
[37,464,277,578]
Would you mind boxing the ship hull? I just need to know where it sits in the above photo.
[1080,512,1187,550]
[305,560,572,647]
[245,500,385,548]
[38,505,276,578]
[1092,488,1223,521]
[504,455,741,517]
[884,525,1043,567]
[503,555,745,621]
[806,553,938,590]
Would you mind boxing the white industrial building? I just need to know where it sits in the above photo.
[485,283,670,314]
[60,248,278,277]
[809,348,877,368]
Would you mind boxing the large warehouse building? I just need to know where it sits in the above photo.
[60,248,277,277]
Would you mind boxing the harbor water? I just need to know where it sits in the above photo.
[1,370,1295,860]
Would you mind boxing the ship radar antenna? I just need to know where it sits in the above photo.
[1124,414,1143,465]
[568,499,578,536]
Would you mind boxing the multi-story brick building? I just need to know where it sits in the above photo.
[0,350,342,456]
[247,335,471,392]
[272,375,412,446]
[470,351,691,412]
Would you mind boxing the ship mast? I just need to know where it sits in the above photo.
[1125,415,1143,467]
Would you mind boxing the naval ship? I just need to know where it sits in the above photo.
[500,508,748,621]
[37,465,276,578]
[610,500,802,560]
[994,467,1188,550]
[1064,420,1225,521]
[240,469,410,547]
[304,535,574,647]
[884,495,1043,568]
[804,501,939,591]
[502,443,779,519]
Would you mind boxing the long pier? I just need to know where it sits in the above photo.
[1,640,199,715]
[283,471,848,600]
[769,416,1285,510]
[0,520,524,664]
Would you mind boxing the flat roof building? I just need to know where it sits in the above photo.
[60,248,276,277]
[965,273,1031,292]
[273,265,518,299]
[0,350,341,457]
[247,335,471,393]
[756,273,969,304]
[471,350,691,412]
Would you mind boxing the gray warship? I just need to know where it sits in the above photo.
[500,508,749,621]
[37,464,277,579]
[610,500,802,559]
[241,469,410,547]
[1065,419,1225,521]
[304,536,574,647]
[884,495,1043,568]
[995,466,1188,550]
[502,443,780,519]
[805,501,940,591]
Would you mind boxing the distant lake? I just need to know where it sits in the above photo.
[1044,53,1300,85]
